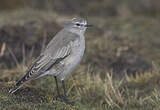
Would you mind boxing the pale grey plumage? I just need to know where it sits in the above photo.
[9,18,90,94]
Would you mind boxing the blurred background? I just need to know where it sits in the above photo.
[1,0,160,76]
[0,0,160,109]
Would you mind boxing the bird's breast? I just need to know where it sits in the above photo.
[59,36,85,80]
[65,36,85,65]
[72,36,85,58]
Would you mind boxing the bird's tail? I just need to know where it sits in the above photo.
[9,85,22,94]
[9,77,26,93]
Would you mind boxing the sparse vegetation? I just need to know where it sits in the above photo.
[0,0,160,110]
[1,63,160,110]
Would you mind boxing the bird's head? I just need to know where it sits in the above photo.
[64,18,92,35]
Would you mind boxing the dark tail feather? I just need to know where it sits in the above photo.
[9,77,26,94]
[9,85,22,93]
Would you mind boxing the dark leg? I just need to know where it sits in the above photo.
[54,77,74,104]
[54,76,60,97]
[62,80,67,99]
[62,80,74,104]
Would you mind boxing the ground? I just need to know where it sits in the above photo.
[0,1,160,109]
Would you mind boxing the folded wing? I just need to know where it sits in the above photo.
[16,44,71,86]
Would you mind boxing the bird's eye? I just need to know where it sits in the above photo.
[76,23,80,26]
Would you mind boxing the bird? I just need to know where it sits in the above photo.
[9,18,92,104]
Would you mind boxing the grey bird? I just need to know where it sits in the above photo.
[9,18,92,103]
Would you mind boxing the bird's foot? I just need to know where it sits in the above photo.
[54,95,74,105]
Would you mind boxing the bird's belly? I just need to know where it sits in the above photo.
[60,46,85,80]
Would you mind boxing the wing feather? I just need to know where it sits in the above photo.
[10,29,80,93]
[16,29,79,86]
[16,44,71,85]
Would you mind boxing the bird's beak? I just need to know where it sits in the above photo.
[85,24,93,27]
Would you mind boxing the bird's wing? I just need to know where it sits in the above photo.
[16,29,79,86]
[16,43,71,86]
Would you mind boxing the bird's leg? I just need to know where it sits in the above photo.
[61,80,74,104]
[54,77,74,104]
[54,76,61,97]
[62,80,67,99]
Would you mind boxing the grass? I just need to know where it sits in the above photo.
[0,63,160,110]
[0,9,160,110]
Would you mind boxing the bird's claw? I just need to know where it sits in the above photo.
[54,95,74,105]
